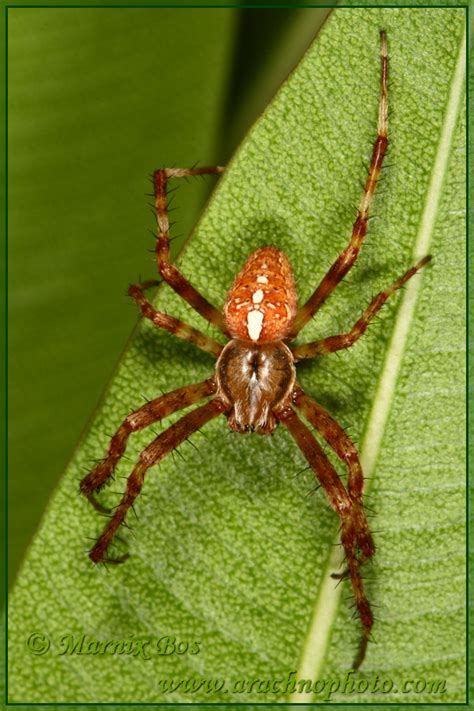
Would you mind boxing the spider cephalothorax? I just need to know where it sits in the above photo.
[80,32,430,670]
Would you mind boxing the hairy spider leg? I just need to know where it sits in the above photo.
[80,379,217,513]
[292,255,431,360]
[89,398,227,564]
[276,405,373,670]
[153,166,227,333]
[292,386,373,549]
[288,30,389,340]
[128,282,223,357]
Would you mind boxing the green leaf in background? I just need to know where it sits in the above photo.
[7,6,330,584]
[8,7,466,703]
[222,8,331,151]
[7,7,237,580]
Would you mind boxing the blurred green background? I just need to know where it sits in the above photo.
[8,7,330,584]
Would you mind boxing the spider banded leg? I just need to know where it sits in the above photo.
[293,385,374,561]
[292,255,431,361]
[153,166,227,333]
[129,282,223,357]
[89,398,227,564]
[288,31,389,340]
[80,378,216,513]
[276,405,373,670]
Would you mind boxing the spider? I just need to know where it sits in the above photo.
[80,31,430,670]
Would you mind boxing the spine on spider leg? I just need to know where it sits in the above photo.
[151,167,227,332]
[287,33,390,340]
[291,255,431,360]
[153,166,225,267]
[80,379,217,513]
[80,429,136,512]
[334,254,431,350]
[351,30,389,253]
[292,387,365,504]
[128,283,223,357]
[88,398,226,563]
[278,406,375,667]
[354,255,430,333]
[154,170,171,265]
[346,548,374,670]
[339,516,375,670]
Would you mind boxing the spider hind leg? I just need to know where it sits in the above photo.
[80,379,216,515]
[88,397,226,564]
[275,403,374,669]
[293,384,375,560]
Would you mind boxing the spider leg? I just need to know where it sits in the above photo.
[88,397,227,564]
[275,405,373,669]
[153,166,228,334]
[292,384,373,556]
[288,31,389,340]
[292,255,431,361]
[80,378,216,513]
[129,282,223,357]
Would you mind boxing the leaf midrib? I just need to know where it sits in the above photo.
[289,23,466,699]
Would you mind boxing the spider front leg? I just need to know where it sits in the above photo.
[288,30,389,340]
[275,405,374,669]
[153,166,227,333]
[80,378,216,513]
[292,255,431,360]
[89,397,227,564]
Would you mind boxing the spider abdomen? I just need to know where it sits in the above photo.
[224,246,297,344]
[216,339,296,434]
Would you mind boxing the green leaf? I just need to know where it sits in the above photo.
[8,7,237,577]
[9,8,466,703]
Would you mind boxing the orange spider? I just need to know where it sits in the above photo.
[80,31,430,669]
